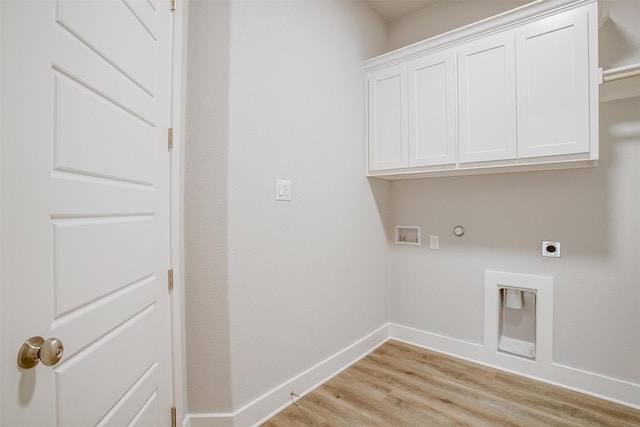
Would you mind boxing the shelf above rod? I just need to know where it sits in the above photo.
[602,63,640,83]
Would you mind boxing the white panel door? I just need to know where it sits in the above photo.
[1,1,173,426]
[408,50,457,167]
[368,64,408,171]
[516,10,590,158]
[458,34,517,164]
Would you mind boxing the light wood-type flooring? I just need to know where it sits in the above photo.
[262,340,640,426]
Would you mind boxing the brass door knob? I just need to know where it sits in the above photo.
[17,336,64,369]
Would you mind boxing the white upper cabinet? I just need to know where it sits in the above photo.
[364,0,599,179]
[458,34,516,164]
[515,10,590,159]
[408,49,457,167]
[368,63,408,171]
[368,51,458,171]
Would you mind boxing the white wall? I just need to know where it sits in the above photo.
[185,0,233,413]
[599,0,640,68]
[388,0,640,402]
[185,0,390,418]
[226,0,389,409]
[185,0,640,420]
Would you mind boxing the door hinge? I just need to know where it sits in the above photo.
[168,128,174,151]
[171,407,177,427]
[168,269,174,292]
[170,0,177,12]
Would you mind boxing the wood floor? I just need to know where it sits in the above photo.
[262,340,640,426]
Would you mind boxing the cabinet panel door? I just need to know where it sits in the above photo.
[458,35,516,163]
[408,50,457,167]
[516,10,590,158]
[368,64,408,171]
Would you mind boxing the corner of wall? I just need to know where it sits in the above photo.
[184,325,390,427]
[184,0,234,414]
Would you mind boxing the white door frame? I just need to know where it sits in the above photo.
[170,0,188,425]
[0,0,4,411]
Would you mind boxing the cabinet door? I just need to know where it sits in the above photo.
[458,34,516,164]
[408,50,457,167]
[368,64,408,171]
[516,10,590,158]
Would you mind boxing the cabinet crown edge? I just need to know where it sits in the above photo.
[364,0,597,71]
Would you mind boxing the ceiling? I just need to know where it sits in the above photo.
[364,0,442,22]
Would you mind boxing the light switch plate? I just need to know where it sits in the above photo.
[275,179,291,201]
[429,235,439,250]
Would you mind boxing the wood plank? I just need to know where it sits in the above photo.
[263,340,640,426]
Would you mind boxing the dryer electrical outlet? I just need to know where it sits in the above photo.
[542,241,561,257]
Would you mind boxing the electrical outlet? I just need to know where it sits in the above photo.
[542,241,560,258]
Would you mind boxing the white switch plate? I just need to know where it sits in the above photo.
[275,179,291,201]
[429,235,439,250]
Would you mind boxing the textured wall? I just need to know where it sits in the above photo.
[184,0,233,413]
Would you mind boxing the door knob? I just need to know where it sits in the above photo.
[17,336,64,369]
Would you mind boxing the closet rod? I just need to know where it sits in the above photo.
[602,64,640,83]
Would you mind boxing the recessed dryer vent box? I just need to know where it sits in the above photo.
[395,226,421,246]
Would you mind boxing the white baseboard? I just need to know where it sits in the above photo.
[185,324,390,427]
[390,323,640,410]
[186,321,639,427]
